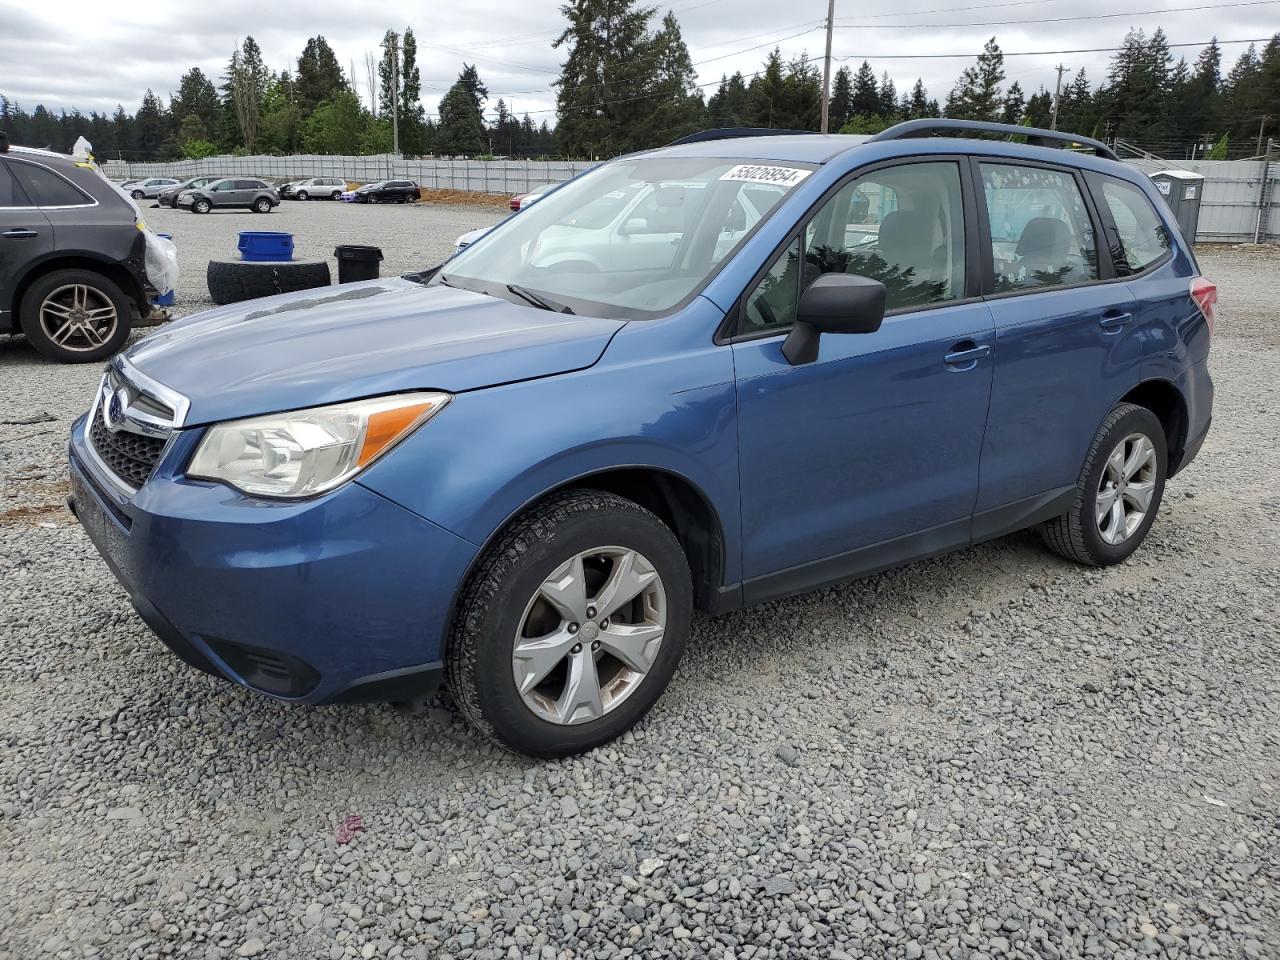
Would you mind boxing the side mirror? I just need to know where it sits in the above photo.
[620,217,649,237]
[781,273,886,365]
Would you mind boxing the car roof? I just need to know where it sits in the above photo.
[6,144,75,165]
[647,134,867,164]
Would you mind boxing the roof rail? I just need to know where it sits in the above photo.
[868,119,1119,162]
[666,127,818,147]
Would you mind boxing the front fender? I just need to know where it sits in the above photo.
[356,298,743,586]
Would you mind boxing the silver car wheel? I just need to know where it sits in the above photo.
[38,283,118,353]
[1095,432,1158,545]
[512,546,667,726]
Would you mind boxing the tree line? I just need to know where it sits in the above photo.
[2,3,1277,162]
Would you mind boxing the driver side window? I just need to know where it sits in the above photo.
[743,161,966,336]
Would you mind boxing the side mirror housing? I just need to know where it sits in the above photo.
[620,217,649,237]
[781,273,886,365]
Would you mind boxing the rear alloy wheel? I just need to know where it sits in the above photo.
[193,198,212,214]
[253,197,272,213]
[19,269,131,363]
[1042,402,1167,565]
[448,490,692,757]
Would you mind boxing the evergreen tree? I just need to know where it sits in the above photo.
[132,90,169,159]
[303,88,369,154]
[906,79,933,119]
[377,30,399,119]
[1001,81,1025,124]
[436,64,488,156]
[399,27,428,154]
[171,68,221,138]
[829,66,853,131]
[946,37,1004,120]
[1024,87,1053,128]
[1058,69,1095,135]
[878,72,898,119]
[635,11,705,144]
[708,73,750,127]
[745,49,786,128]
[295,36,346,114]
[554,0,653,156]
[849,61,879,117]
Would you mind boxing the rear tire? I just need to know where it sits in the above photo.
[1041,402,1167,566]
[253,197,272,213]
[19,268,132,363]
[330,190,342,200]
[447,490,693,758]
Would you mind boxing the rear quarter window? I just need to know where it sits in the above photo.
[10,161,92,207]
[1098,177,1171,275]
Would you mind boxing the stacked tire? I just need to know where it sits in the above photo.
[206,259,331,306]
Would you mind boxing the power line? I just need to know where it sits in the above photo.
[833,0,1279,29]
[832,35,1271,60]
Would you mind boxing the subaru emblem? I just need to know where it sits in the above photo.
[105,387,128,432]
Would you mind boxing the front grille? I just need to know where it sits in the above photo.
[89,408,166,488]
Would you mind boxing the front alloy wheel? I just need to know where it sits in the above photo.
[447,490,692,757]
[513,547,667,725]
[19,268,131,362]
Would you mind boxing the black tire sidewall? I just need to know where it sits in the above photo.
[330,191,341,200]
[297,191,308,201]
[194,199,211,214]
[457,498,693,757]
[19,269,132,363]
[1077,406,1167,564]
[254,199,271,213]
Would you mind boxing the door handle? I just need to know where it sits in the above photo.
[2,228,38,240]
[1099,311,1132,330]
[944,342,991,370]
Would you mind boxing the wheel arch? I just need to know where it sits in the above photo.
[448,465,730,636]
[10,254,147,328]
[1117,379,1190,474]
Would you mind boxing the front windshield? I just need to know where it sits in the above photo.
[436,156,812,318]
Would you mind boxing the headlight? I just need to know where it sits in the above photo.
[188,392,450,498]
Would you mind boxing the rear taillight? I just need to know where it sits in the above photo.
[1190,277,1217,335]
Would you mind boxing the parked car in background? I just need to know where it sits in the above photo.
[277,180,304,199]
[67,121,1214,758]
[289,177,347,200]
[125,177,181,200]
[176,178,279,214]
[1,138,175,362]
[158,176,219,208]
[341,180,420,203]
[508,182,556,211]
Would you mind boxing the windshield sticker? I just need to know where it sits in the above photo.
[720,164,811,187]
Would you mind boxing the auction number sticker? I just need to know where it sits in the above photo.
[720,164,811,187]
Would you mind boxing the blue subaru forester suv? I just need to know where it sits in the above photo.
[69,120,1214,757]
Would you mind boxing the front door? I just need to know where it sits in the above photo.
[0,159,54,330]
[732,159,994,599]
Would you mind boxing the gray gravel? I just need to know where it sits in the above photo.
[1,234,1277,960]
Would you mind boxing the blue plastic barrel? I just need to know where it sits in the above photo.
[153,233,176,306]
[237,231,294,262]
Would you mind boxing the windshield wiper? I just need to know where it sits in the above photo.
[506,283,575,314]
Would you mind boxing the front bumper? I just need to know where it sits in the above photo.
[68,415,478,704]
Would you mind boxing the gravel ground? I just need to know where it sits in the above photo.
[1,230,1277,960]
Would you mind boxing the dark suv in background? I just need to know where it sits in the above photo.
[0,136,169,362]
[157,176,219,207]
[177,178,279,214]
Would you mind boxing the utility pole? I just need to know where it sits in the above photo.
[820,0,836,133]
[383,33,401,156]
[1258,115,1270,157]
[1049,63,1067,130]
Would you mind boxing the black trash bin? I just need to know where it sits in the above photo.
[334,245,384,283]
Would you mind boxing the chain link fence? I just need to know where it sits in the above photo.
[100,155,597,195]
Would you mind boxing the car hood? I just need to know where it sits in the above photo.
[124,277,627,426]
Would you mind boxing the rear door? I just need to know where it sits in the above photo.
[973,159,1141,522]
[0,159,53,330]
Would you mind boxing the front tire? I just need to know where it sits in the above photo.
[19,269,132,363]
[447,490,693,758]
[296,191,309,201]
[1041,402,1167,566]
[193,198,211,214]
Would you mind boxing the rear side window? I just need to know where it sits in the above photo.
[1098,178,1171,274]
[235,180,261,190]
[0,161,30,206]
[11,161,92,207]
[980,163,1097,292]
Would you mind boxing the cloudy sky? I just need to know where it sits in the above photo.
[0,0,1274,122]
